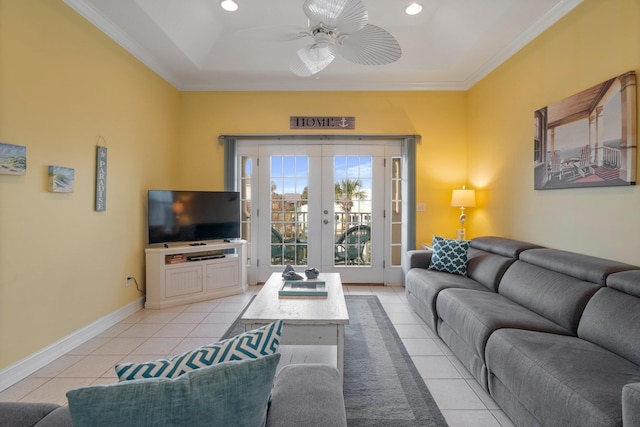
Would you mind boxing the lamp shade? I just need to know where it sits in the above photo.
[451,188,476,208]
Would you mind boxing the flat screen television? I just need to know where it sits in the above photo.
[148,190,240,245]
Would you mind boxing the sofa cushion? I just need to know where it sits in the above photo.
[405,268,490,331]
[519,248,636,285]
[465,248,516,292]
[486,329,640,427]
[428,236,469,276]
[437,289,571,364]
[0,402,67,427]
[68,353,281,427]
[578,287,640,366]
[115,320,282,381]
[470,236,543,258]
[606,270,640,298]
[623,383,640,427]
[266,364,347,427]
[498,260,601,333]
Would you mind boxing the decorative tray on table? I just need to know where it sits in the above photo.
[278,280,328,299]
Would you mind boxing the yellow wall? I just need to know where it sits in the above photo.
[0,0,180,370]
[467,0,640,264]
[177,91,469,242]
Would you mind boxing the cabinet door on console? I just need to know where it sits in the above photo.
[165,265,203,298]
[205,261,240,291]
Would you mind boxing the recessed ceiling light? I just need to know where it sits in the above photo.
[220,0,238,12]
[405,2,423,15]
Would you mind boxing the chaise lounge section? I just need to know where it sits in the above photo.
[404,236,640,426]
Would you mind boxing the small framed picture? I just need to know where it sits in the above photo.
[48,166,75,193]
[0,142,27,175]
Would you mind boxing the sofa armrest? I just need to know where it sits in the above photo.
[266,364,347,427]
[623,382,640,426]
[404,250,433,272]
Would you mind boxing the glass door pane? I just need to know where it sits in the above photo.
[270,155,308,266]
[333,156,372,267]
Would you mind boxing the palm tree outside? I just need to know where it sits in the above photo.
[334,178,367,231]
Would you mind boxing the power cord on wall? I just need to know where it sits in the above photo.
[129,277,145,294]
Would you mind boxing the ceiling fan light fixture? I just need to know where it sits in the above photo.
[405,2,423,15]
[220,0,238,12]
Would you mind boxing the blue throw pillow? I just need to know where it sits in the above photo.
[428,235,469,276]
[67,353,281,427]
[115,320,282,381]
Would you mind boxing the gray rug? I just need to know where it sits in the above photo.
[222,295,448,427]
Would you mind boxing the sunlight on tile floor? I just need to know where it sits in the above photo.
[0,285,515,427]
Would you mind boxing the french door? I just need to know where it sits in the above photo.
[238,140,402,285]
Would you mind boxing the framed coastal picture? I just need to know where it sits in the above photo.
[48,165,75,193]
[0,142,27,175]
[533,71,637,190]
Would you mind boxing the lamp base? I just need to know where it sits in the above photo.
[456,229,466,241]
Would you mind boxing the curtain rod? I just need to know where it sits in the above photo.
[217,134,421,145]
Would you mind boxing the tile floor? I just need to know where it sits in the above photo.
[0,285,515,427]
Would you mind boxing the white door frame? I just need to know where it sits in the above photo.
[237,138,403,285]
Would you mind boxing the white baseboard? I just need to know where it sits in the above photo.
[0,297,144,392]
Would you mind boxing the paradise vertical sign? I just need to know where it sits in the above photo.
[95,145,107,211]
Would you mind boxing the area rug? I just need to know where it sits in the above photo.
[222,295,448,427]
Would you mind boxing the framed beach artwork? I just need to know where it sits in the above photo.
[48,165,75,193]
[0,142,27,175]
[533,71,637,190]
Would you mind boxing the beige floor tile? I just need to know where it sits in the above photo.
[424,379,487,410]
[171,312,208,323]
[441,410,504,427]
[117,323,164,338]
[91,337,146,355]
[385,311,421,324]
[67,337,113,355]
[183,301,220,312]
[30,356,84,378]
[210,302,248,313]
[412,355,462,379]
[201,311,240,324]
[138,311,180,324]
[153,323,197,338]
[401,338,445,356]
[20,378,94,405]
[0,377,49,401]
[58,355,123,378]
[130,337,184,355]
[188,323,231,338]
[170,337,221,354]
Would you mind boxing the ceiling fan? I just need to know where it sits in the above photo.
[289,0,402,77]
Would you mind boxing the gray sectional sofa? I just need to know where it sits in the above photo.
[0,364,347,427]
[405,236,640,427]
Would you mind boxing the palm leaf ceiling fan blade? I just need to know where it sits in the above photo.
[290,44,336,77]
[303,0,368,33]
[335,24,401,65]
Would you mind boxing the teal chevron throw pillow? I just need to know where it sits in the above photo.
[115,320,282,381]
[68,353,281,427]
[428,235,469,276]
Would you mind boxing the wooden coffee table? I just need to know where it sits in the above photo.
[241,272,349,379]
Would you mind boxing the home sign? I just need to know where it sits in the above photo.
[290,116,355,129]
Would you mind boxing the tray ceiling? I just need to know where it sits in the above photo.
[63,0,582,91]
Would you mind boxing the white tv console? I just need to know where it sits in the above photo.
[145,240,247,309]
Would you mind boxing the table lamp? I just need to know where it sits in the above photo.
[451,185,476,240]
